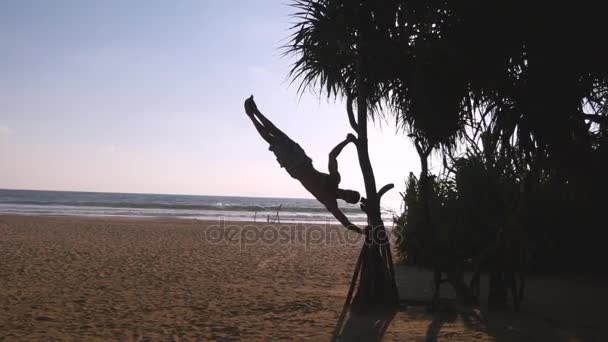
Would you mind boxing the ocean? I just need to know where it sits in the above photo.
[0,189,397,225]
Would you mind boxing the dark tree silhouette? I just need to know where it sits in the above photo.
[279,0,608,311]
[286,0,408,311]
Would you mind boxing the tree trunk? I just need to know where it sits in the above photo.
[488,271,508,309]
[349,76,398,312]
[415,139,474,305]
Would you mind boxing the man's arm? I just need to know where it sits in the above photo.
[328,134,356,176]
[327,205,363,234]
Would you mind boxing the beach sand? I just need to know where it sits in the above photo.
[1,214,606,341]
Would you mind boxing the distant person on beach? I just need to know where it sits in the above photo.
[244,96,361,232]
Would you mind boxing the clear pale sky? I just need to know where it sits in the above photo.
[0,0,425,209]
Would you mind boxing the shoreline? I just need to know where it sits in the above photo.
[0,212,361,227]
[0,212,396,228]
[0,188,396,227]
[0,189,388,226]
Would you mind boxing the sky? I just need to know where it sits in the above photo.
[0,0,426,209]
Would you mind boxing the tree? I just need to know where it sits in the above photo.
[287,0,608,310]
[287,0,401,310]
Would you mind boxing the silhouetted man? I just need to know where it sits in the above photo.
[244,96,361,232]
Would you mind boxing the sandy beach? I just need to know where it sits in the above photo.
[1,214,606,341]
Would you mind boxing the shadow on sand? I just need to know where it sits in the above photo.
[331,306,397,342]
[331,298,595,342]
[423,308,458,342]
[332,264,608,341]
[413,302,589,342]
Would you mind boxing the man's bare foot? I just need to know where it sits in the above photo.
[244,95,255,116]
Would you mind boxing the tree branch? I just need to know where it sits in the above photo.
[378,183,394,203]
[346,94,359,133]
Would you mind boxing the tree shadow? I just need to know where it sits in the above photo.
[452,305,574,342]
[453,273,608,342]
[424,308,458,342]
[331,298,598,341]
[391,265,597,341]
[331,307,397,342]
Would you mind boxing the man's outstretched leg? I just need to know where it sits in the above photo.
[244,97,274,143]
[245,96,287,139]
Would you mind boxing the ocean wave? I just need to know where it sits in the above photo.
[0,190,398,225]
[0,200,365,214]
[0,204,378,224]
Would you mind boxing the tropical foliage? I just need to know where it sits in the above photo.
[287,0,608,309]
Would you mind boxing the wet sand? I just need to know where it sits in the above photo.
[1,215,606,341]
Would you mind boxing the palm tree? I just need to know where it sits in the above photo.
[287,0,608,310]
[287,0,401,310]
